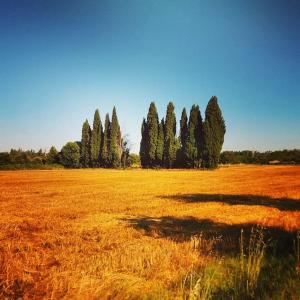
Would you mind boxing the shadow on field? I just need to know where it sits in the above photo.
[159,193,300,211]
[123,216,296,256]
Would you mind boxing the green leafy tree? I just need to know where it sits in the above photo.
[203,96,226,168]
[109,107,122,167]
[156,118,165,166]
[80,119,91,167]
[139,118,148,167]
[146,102,159,167]
[163,102,177,168]
[47,146,59,164]
[185,105,202,168]
[61,142,80,168]
[90,109,102,167]
[101,113,110,167]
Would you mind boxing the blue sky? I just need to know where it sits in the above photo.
[0,0,299,153]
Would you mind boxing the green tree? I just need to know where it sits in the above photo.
[178,108,188,167]
[146,102,159,167]
[128,153,140,167]
[139,118,148,167]
[156,118,165,166]
[109,107,122,167]
[202,96,226,168]
[61,142,80,168]
[121,134,130,168]
[80,119,91,167]
[101,113,110,167]
[90,109,102,167]
[47,146,59,164]
[185,105,202,168]
[163,102,177,168]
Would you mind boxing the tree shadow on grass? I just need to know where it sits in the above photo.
[122,216,296,256]
[159,193,300,212]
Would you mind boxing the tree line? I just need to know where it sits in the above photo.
[0,106,139,169]
[140,96,226,168]
[220,149,300,165]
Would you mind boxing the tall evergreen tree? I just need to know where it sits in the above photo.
[80,119,91,167]
[101,114,110,167]
[90,109,102,167]
[156,118,165,166]
[184,105,202,168]
[179,108,188,167]
[146,102,159,167]
[196,109,204,165]
[139,118,148,168]
[109,107,122,167]
[202,120,213,167]
[163,102,177,168]
[203,96,226,168]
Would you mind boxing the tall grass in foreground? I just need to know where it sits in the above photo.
[182,228,300,300]
[233,227,266,298]
[181,228,267,299]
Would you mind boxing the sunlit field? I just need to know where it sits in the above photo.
[0,165,299,299]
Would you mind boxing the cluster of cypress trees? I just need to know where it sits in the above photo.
[140,96,225,169]
[80,107,122,168]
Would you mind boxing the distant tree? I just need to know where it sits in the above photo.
[101,113,111,167]
[185,105,202,168]
[0,152,10,165]
[156,118,165,166]
[128,153,140,167]
[121,134,131,168]
[47,146,59,164]
[178,108,188,167]
[163,102,177,168]
[202,96,226,168]
[146,102,159,167]
[80,119,91,167]
[109,107,122,167]
[139,118,148,167]
[90,109,102,167]
[37,149,47,164]
[61,142,80,168]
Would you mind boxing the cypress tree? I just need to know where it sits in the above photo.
[90,109,102,167]
[109,107,122,167]
[163,102,177,168]
[196,108,204,166]
[156,118,165,167]
[80,119,91,167]
[139,118,148,168]
[203,96,226,168]
[179,108,188,167]
[101,113,110,167]
[184,105,202,168]
[202,120,213,167]
[146,102,159,167]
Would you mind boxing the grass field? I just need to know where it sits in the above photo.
[0,165,299,299]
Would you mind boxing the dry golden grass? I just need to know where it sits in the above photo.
[0,165,299,299]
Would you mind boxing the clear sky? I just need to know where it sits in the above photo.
[0,0,299,153]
